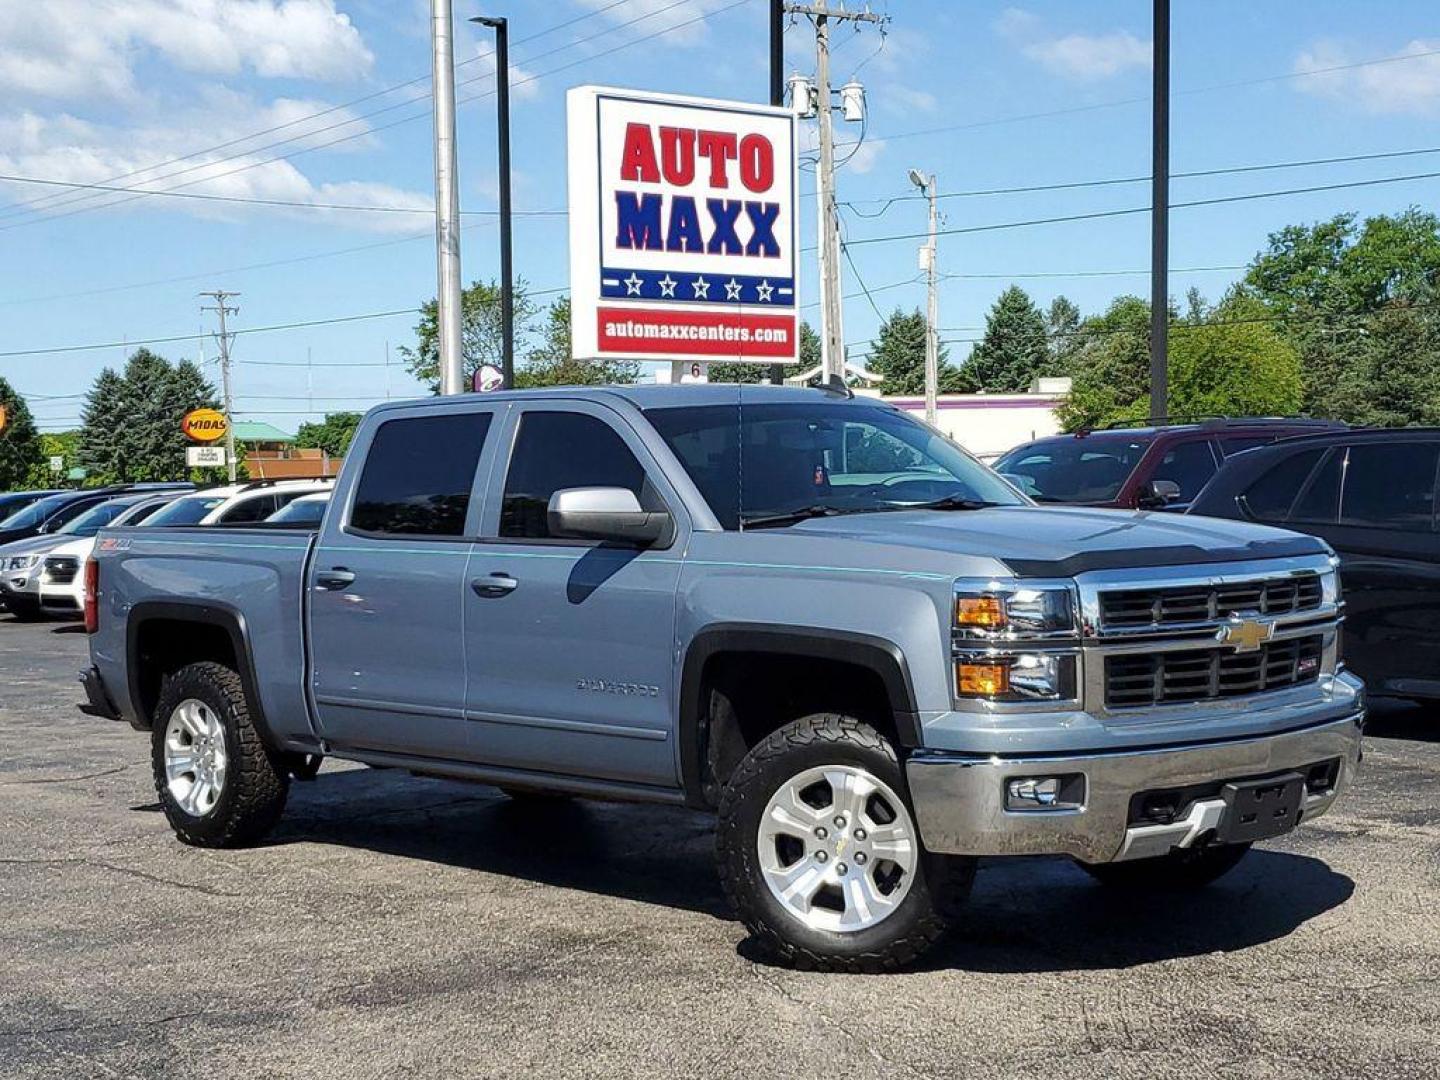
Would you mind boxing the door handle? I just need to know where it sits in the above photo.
[471,573,518,598]
[315,567,356,591]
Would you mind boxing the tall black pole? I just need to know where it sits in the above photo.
[473,15,513,390]
[769,0,787,387]
[1149,0,1169,420]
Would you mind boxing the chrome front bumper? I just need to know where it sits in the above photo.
[906,709,1364,864]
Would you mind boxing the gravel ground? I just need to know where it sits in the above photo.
[1,615,1437,1079]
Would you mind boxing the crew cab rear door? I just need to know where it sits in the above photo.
[307,402,503,760]
[462,399,685,787]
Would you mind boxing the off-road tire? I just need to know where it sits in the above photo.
[151,662,289,848]
[716,713,973,973]
[1078,841,1252,890]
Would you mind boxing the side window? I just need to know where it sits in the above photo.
[1291,448,1343,524]
[500,411,646,539]
[1340,442,1439,532]
[220,494,278,524]
[351,412,492,536]
[1151,440,1218,501]
[1240,450,1324,522]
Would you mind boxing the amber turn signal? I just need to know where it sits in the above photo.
[957,661,1010,697]
[956,595,1006,629]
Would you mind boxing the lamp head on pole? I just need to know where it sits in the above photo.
[907,168,928,191]
[470,14,505,28]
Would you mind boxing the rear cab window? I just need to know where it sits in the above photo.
[349,412,493,537]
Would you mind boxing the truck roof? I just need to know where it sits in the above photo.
[366,383,868,413]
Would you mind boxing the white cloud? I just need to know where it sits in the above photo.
[885,85,938,114]
[468,45,543,103]
[573,0,734,47]
[0,0,372,103]
[1293,39,1440,115]
[994,7,1150,82]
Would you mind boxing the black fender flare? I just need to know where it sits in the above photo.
[125,599,279,749]
[678,623,923,807]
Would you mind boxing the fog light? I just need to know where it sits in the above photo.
[1005,774,1085,811]
[958,662,1009,696]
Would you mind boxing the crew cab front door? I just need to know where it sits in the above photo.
[463,401,684,787]
[308,404,502,760]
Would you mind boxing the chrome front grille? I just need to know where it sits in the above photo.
[1099,574,1323,630]
[43,557,79,585]
[1105,635,1324,708]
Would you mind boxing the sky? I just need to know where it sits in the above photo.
[2,0,1440,433]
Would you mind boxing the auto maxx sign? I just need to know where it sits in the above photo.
[567,86,799,364]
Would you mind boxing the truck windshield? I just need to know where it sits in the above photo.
[0,492,74,530]
[994,436,1153,503]
[645,401,1026,529]
[56,499,133,535]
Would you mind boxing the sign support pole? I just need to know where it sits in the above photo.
[431,0,465,396]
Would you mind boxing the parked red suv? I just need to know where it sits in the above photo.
[993,417,1345,511]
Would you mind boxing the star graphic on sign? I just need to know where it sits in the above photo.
[692,275,710,299]
[755,279,775,302]
[724,278,743,301]
[623,272,644,296]
[658,274,678,298]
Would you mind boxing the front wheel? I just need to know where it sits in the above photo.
[716,714,972,973]
[1078,841,1252,890]
[150,662,289,848]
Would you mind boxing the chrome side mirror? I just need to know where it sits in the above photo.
[547,487,671,546]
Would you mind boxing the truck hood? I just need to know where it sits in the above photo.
[784,505,1328,576]
[0,534,71,561]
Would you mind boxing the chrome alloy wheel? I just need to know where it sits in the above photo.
[757,764,917,933]
[163,698,228,818]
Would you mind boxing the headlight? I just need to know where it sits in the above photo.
[9,555,39,570]
[1321,561,1342,607]
[954,579,1078,639]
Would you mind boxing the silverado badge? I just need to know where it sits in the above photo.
[1217,617,1275,653]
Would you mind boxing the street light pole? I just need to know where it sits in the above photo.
[473,14,514,390]
[430,0,464,396]
[768,0,786,387]
[1149,0,1170,419]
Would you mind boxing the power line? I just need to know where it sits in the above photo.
[0,0,734,231]
[0,0,640,223]
[835,168,1440,249]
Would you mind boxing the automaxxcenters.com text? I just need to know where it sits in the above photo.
[596,306,796,358]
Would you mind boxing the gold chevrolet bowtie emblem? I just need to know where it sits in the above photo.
[1218,617,1274,653]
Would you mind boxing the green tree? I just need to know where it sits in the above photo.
[79,350,220,482]
[294,412,363,458]
[1244,209,1440,424]
[961,286,1051,391]
[1046,294,1083,371]
[1057,294,1301,430]
[867,308,963,394]
[513,296,639,387]
[711,320,821,385]
[24,431,79,488]
[0,378,43,490]
[400,278,540,392]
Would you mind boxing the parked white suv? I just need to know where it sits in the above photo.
[37,492,182,617]
[143,479,334,528]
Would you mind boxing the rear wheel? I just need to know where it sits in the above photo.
[150,662,288,848]
[716,713,972,972]
[1078,841,1252,890]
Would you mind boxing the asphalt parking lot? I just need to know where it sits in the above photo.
[2,616,1437,1080]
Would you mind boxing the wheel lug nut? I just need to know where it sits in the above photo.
[815,850,828,862]
[854,852,867,865]
[833,815,846,828]
[854,828,866,841]
[836,862,848,875]
[814,826,828,840]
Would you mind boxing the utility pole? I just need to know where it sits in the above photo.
[431,0,464,396]
[199,290,240,482]
[768,0,786,388]
[472,14,514,389]
[909,169,939,427]
[787,2,883,384]
[1149,0,1170,419]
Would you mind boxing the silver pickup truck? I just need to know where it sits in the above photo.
[81,385,1364,971]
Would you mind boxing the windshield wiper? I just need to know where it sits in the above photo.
[740,505,851,530]
[906,495,999,511]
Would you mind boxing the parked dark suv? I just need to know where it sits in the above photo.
[994,417,1344,512]
[1190,427,1440,701]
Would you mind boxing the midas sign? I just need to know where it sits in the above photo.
[181,408,228,443]
[567,86,799,364]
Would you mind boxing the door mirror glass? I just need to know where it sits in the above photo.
[1139,478,1182,508]
[547,487,671,546]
